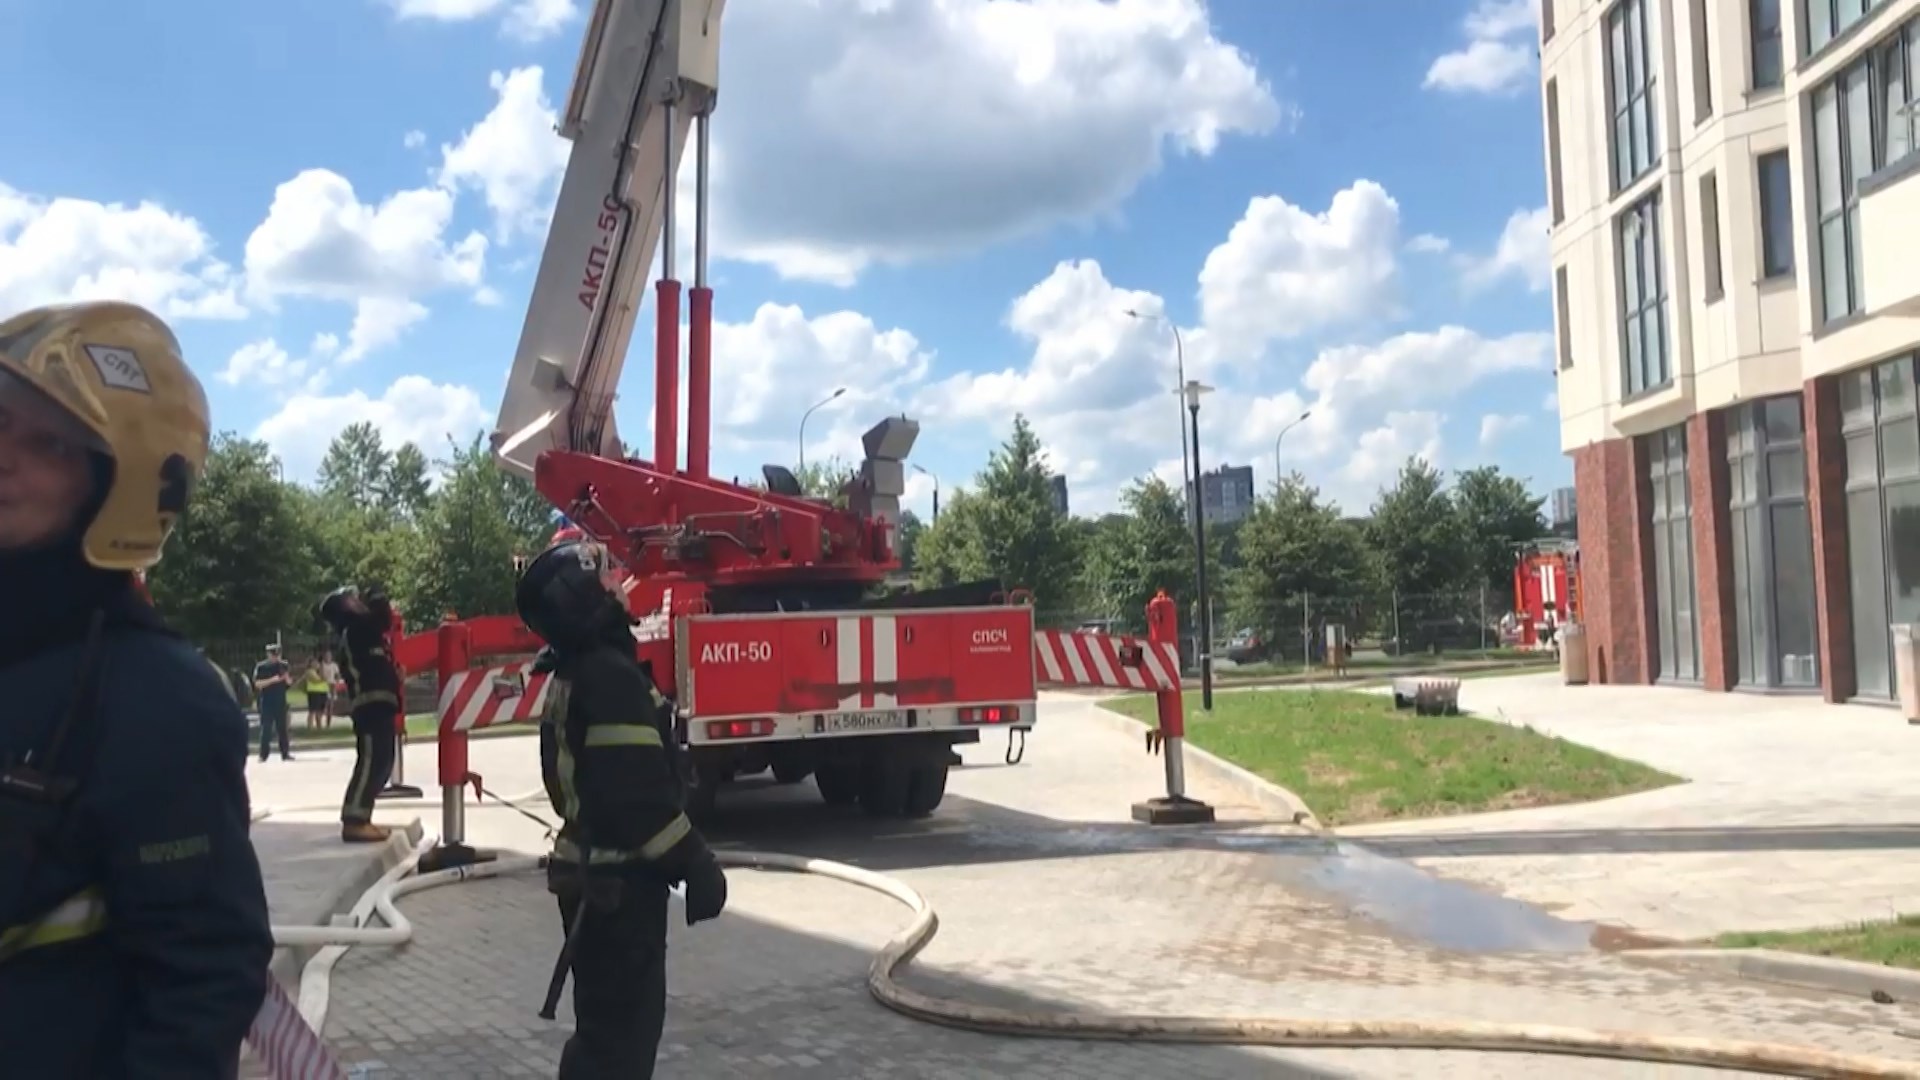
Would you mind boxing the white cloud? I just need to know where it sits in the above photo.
[0,181,246,320]
[1194,182,1402,361]
[1406,233,1451,254]
[436,67,570,242]
[254,374,490,482]
[710,0,1285,284]
[382,0,577,41]
[1460,205,1551,292]
[220,338,320,392]
[1478,411,1530,448]
[340,297,431,364]
[243,169,487,308]
[403,130,427,150]
[1343,412,1445,496]
[1425,0,1538,96]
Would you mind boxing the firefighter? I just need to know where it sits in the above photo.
[316,584,400,843]
[516,538,728,1079]
[0,301,273,1074]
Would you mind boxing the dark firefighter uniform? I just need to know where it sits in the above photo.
[0,301,274,1076]
[318,585,401,842]
[517,539,728,1080]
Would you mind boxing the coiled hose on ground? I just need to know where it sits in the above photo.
[259,806,1920,1079]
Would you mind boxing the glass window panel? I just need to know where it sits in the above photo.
[1732,510,1756,685]
[1673,519,1700,681]
[1809,0,1834,55]
[1841,369,1874,428]
[1758,152,1795,277]
[1624,313,1644,392]
[1847,205,1864,315]
[1885,40,1914,165]
[1845,68,1874,186]
[1764,396,1803,442]
[1888,481,1920,638]
[1653,523,1678,678]
[1821,216,1851,320]
[1770,502,1821,687]
[1625,1,1643,87]
[1641,209,1662,294]
[1768,448,1807,497]
[1847,430,1881,484]
[1814,86,1842,214]
[1622,228,1644,307]
[1879,358,1915,415]
[1746,503,1770,682]
[1838,0,1865,32]
[1882,416,1920,478]
[1752,0,1784,88]
[1647,301,1668,385]
[1641,95,1660,166]
[1848,486,1893,697]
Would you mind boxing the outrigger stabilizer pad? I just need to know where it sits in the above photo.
[1131,795,1216,826]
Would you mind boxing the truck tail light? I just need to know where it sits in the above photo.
[705,718,776,740]
[960,705,1018,725]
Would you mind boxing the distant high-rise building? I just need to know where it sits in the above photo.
[1551,486,1577,527]
[1047,473,1069,516]
[1198,464,1255,525]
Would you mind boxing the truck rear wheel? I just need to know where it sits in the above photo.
[857,760,911,818]
[815,763,860,806]
[772,761,813,785]
[901,763,948,818]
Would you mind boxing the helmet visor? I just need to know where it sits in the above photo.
[0,364,110,462]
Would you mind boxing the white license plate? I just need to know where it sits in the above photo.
[824,710,909,733]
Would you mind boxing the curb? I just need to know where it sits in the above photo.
[1081,703,1325,830]
[1621,946,1920,1003]
[266,818,425,991]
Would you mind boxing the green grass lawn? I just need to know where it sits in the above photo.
[1103,689,1678,826]
[1717,916,1920,969]
[1216,650,1552,683]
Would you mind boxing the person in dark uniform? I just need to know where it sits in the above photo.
[0,300,273,1076]
[251,642,293,761]
[316,584,400,843]
[517,538,728,1080]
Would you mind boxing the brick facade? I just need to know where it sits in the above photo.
[1572,437,1655,685]
[1686,411,1738,691]
[1804,376,1856,703]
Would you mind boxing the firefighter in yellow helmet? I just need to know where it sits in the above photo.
[0,302,273,1076]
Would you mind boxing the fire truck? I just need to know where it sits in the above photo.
[406,0,1174,823]
[1511,539,1580,649]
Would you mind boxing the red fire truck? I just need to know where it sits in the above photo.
[1511,539,1580,649]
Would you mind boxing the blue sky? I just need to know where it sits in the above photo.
[0,0,1561,517]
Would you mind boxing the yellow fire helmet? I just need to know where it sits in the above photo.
[0,300,210,571]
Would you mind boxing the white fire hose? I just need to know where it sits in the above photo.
[254,803,1920,1079]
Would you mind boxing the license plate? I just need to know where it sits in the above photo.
[824,710,909,733]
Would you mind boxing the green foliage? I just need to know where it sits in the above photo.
[1080,475,1192,630]
[1452,465,1548,608]
[791,456,857,508]
[401,435,526,620]
[1226,472,1376,638]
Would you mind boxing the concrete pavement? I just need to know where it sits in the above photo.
[1339,673,1920,939]
[270,693,1920,1077]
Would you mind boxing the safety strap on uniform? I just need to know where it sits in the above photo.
[0,887,106,963]
[551,813,691,865]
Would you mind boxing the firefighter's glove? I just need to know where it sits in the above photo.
[683,852,728,926]
[531,646,559,675]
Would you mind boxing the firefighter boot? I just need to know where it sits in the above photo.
[341,822,392,843]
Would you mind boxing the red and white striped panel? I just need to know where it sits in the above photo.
[1034,631,1181,691]
[437,661,554,732]
[246,979,347,1079]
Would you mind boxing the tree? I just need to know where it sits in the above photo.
[403,436,522,619]
[316,422,393,510]
[1367,457,1472,650]
[1452,466,1547,609]
[147,435,317,643]
[792,456,856,506]
[384,443,434,520]
[911,416,1083,616]
[1226,472,1375,646]
[893,509,925,572]
[1081,475,1192,629]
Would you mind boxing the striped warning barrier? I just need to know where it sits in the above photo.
[1034,630,1181,691]
[246,979,347,1079]
[436,661,554,732]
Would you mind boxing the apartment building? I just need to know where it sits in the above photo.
[1199,464,1257,526]
[1546,0,1920,702]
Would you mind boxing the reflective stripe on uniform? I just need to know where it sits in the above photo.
[0,888,106,963]
[583,723,662,748]
[350,690,398,709]
[550,812,692,865]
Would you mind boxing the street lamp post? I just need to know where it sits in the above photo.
[912,463,939,521]
[1123,309,1192,525]
[1271,410,1311,490]
[1184,379,1216,712]
[797,386,846,471]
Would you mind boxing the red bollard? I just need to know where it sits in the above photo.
[419,621,488,871]
[1132,590,1216,825]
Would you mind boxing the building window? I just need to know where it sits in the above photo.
[1840,355,1920,700]
[1546,80,1566,224]
[1691,0,1714,121]
[1700,171,1724,301]
[1805,0,1892,57]
[1618,192,1669,395]
[1811,15,1920,321]
[1756,150,1795,279]
[1645,425,1702,683]
[1607,0,1661,191]
[1543,0,1556,41]
[1727,397,1820,688]
[1751,0,1783,88]
[1555,265,1573,369]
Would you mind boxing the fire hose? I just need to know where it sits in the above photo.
[259,807,1920,1078]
